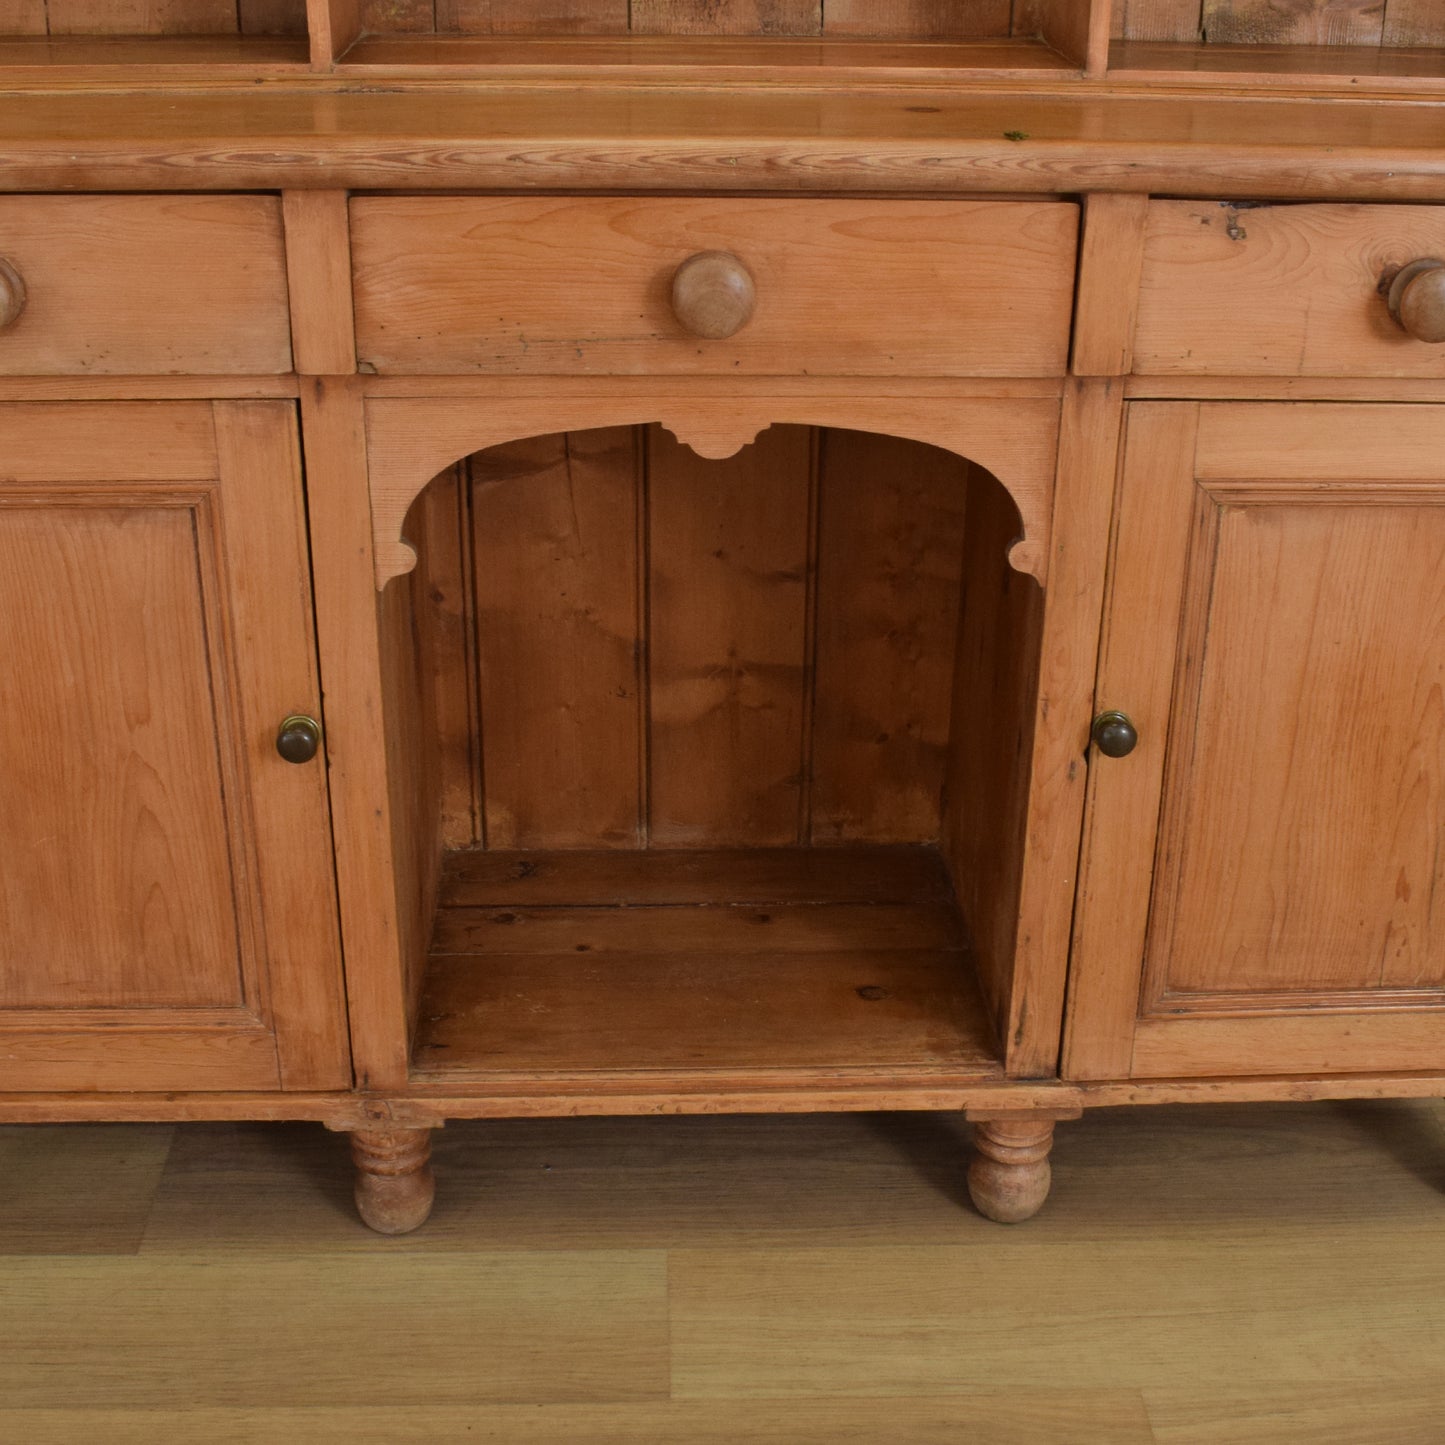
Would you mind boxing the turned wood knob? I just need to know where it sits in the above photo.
[0,257,26,332]
[1387,259,1445,343]
[670,251,756,340]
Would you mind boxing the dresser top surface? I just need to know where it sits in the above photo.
[0,84,1442,201]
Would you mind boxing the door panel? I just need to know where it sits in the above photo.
[0,500,248,1011]
[1066,402,1445,1080]
[0,401,349,1092]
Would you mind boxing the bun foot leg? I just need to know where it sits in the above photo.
[967,1117,1057,1224]
[351,1126,435,1234]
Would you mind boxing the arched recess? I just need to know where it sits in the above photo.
[364,391,1060,590]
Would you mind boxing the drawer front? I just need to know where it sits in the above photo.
[1134,201,1445,378]
[350,197,1079,377]
[0,196,292,376]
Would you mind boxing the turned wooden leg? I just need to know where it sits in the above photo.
[351,1126,436,1235]
[967,1117,1057,1224]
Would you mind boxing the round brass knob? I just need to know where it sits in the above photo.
[276,714,322,764]
[1091,710,1138,759]
[670,251,756,341]
[0,257,27,332]
[1387,259,1445,343]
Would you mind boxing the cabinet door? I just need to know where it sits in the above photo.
[1067,402,1445,1080]
[0,402,348,1092]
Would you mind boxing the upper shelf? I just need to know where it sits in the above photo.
[1,0,1443,93]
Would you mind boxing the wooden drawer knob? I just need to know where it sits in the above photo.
[670,251,756,340]
[0,257,26,331]
[1388,259,1445,343]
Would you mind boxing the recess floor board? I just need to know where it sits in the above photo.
[416,845,998,1080]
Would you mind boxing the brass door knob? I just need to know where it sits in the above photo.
[670,251,757,340]
[276,714,322,764]
[1091,710,1138,758]
[0,257,26,332]
[1387,259,1445,343]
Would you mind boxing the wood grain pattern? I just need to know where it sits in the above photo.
[671,1228,1445,1398]
[239,0,308,33]
[0,400,217,482]
[307,0,361,63]
[377,546,445,1048]
[471,428,643,849]
[647,424,812,846]
[209,402,350,1091]
[0,196,290,377]
[431,901,966,953]
[45,0,239,33]
[1004,378,1124,1075]
[342,0,1039,38]
[410,466,480,849]
[0,401,344,1094]
[350,197,1078,378]
[0,377,300,400]
[364,388,1058,593]
[1201,0,1383,45]
[811,430,967,844]
[1071,401,1445,1082]
[0,1,45,34]
[415,843,999,1079]
[18,1103,1445,1439]
[1111,0,1445,46]
[442,0,629,31]
[1063,403,1200,1083]
[1144,492,1445,1001]
[0,1398,1157,1443]
[300,376,412,1090]
[360,0,433,30]
[0,1252,668,1406]
[1113,0,1203,41]
[10,89,1445,200]
[940,462,1044,1066]
[824,0,1010,38]
[443,845,954,907]
[1015,0,1099,66]
[1072,193,1149,376]
[0,500,243,1012]
[416,947,1000,1077]
[1193,400,1445,476]
[1134,201,1445,378]
[0,1123,173,1255]
[632,0,821,34]
[1382,0,1445,44]
[435,421,985,853]
[0,33,309,65]
[10,1070,1445,1121]
[280,190,356,376]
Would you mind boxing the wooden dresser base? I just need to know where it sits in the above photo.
[1,1076,1441,1232]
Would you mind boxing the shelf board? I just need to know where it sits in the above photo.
[1108,40,1445,92]
[0,34,310,80]
[413,846,1002,1086]
[335,33,1080,84]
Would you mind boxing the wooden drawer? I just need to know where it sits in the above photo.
[1133,201,1445,378]
[0,196,292,376]
[350,197,1078,377]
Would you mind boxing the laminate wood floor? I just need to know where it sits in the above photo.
[2,1100,1444,1442]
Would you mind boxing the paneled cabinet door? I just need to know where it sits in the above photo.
[1066,402,1445,1080]
[0,402,349,1092]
